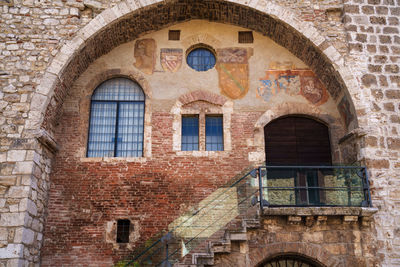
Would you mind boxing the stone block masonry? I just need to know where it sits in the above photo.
[344,0,400,265]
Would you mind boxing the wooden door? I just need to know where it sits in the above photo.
[264,116,332,205]
[264,116,332,166]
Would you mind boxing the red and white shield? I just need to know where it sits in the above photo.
[161,48,183,73]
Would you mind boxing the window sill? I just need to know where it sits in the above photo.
[175,150,228,157]
[80,157,147,163]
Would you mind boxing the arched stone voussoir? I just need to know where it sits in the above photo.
[28,0,361,140]
[249,242,333,267]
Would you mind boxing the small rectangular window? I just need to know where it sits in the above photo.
[169,30,181,41]
[206,116,223,151]
[182,115,199,151]
[238,31,254,43]
[116,219,130,243]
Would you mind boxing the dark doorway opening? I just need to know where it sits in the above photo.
[258,254,325,267]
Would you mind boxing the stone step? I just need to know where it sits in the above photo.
[228,232,247,241]
[211,241,231,253]
[244,218,261,229]
[179,215,261,265]
[192,253,214,265]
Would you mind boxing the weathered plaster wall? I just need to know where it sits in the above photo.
[0,0,398,266]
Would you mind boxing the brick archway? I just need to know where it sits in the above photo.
[249,102,344,164]
[171,90,233,152]
[26,0,361,140]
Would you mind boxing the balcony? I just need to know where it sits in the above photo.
[257,166,372,208]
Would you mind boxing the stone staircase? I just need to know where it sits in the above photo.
[122,169,261,267]
[175,215,261,267]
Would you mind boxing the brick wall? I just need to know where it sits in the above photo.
[41,109,257,266]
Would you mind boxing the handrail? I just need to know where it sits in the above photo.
[123,168,258,266]
[260,165,367,169]
[258,166,372,209]
[121,165,372,266]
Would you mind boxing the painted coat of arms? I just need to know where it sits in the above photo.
[216,48,250,99]
[160,48,183,73]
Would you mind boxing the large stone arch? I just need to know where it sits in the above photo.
[26,0,362,141]
[12,0,367,265]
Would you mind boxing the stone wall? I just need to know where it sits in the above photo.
[343,0,400,265]
[0,0,399,266]
[214,212,378,266]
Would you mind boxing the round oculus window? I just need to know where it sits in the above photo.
[186,48,216,72]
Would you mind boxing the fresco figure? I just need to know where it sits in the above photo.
[257,69,328,106]
[134,39,156,75]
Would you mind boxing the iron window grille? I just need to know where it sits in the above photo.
[168,30,181,40]
[238,31,254,43]
[116,219,130,243]
[87,78,145,157]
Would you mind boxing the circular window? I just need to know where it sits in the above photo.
[186,47,216,72]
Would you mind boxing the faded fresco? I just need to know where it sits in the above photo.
[134,39,156,75]
[0,0,13,4]
[338,95,354,128]
[216,48,251,99]
[160,48,183,73]
[257,66,328,106]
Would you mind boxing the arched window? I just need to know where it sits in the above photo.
[87,78,145,157]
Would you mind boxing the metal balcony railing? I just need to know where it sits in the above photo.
[120,165,372,267]
[258,166,372,208]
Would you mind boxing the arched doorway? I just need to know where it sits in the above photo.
[264,116,332,166]
[257,254,325,267]
[264,116,332,205]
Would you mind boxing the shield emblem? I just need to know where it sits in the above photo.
[161,48,183,73]
[216,48,250,99]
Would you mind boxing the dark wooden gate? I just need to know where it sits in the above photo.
[264,116,332,205]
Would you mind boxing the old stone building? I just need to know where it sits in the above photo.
[0,0,399,266]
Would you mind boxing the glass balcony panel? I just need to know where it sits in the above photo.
[261,166,368,207]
